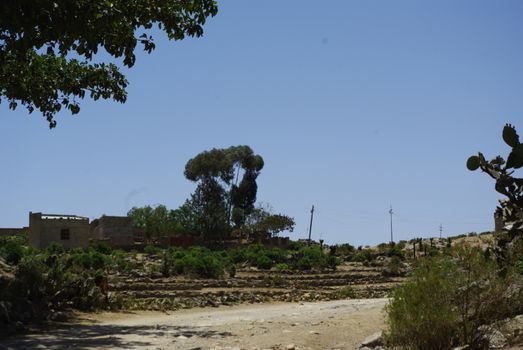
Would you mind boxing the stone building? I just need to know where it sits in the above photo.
[90,215,134,247]
[28,212,90,249]
[0,228,27,237]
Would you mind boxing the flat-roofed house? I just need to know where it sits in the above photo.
[29,212,90,250]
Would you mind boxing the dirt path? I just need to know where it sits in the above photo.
[1,298,388,350]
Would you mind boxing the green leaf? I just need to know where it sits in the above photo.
[466,156,480,171]
[506,144,523,169]
[503,124,520,147]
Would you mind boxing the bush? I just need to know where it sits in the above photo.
[338,286,356,298]
[326,255,340,270]
[264,247,287,263]
[191,254,224,278]
[71,251,107,270]
[227,248,247,264]
[144,244,162,256]
[287,241,306,251]
[386,246,523,350]
[383,256,404,277]
[276,263,289,271]
[1,250,108,330]
[0,240,24,265]
[386,245,405,260]
[351,249,372,262]
[227,264,236,278]
[46,243,64,255]
[163,247,225,278]
[256,255,273,269]
[331,243,355,258]
[295,245,338,270]
[386,258,458,350]
[111,250,134,273]
[91,241,112,255]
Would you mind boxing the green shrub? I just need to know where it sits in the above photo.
[11,255,47,301]
[351,249,372,262]
[295,245,335,270]
[265,248,287,263]
[71,251,107,270]
[296,255,312,270]
[386,245,405,260]
[163,246,225,278]
[386,258,458,350]
[46,243,64,255]
[144,244,162,256]
[191,254,224,278]
[91,241,112,255]
[111,250,134,273]
[227,264,236,278]
[0,240,24,265]
[338,286,356,298]
[227,248,247,264]
[256,255,273,269]
[386,246,523,350]
[383,256,404,276]
[263,274,286,287]
[276,263,289,271]
[331,243,355,257]
[326,255,340,270]
[287,241,306,251]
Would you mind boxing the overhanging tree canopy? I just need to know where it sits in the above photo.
[0,0,218,127]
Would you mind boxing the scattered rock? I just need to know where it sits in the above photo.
[360,331,383,348]
[476,325,507,349]
[499,314,523,343]
[286,344,296,350]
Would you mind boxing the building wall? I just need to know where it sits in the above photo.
[29,212,90,250]
[90,215,134,247]
[0,228,26,237]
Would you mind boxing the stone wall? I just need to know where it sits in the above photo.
[90,215,134,247]
[0,228,26,237]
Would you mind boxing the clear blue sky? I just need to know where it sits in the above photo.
[1,1,522,246]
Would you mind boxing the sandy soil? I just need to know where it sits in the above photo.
[1,298,388,350]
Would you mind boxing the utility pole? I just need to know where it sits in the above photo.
[439,224,443,239]
[308,205,315,245]
[389,206,394,244]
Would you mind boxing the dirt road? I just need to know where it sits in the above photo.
[2,298,388,350]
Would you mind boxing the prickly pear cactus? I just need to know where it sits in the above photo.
[467,124,523,271]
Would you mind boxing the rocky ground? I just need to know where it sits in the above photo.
[0,298,388,350]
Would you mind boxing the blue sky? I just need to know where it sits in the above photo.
[1,1,522,246]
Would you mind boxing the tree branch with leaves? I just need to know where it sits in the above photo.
[0,0,218,127]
